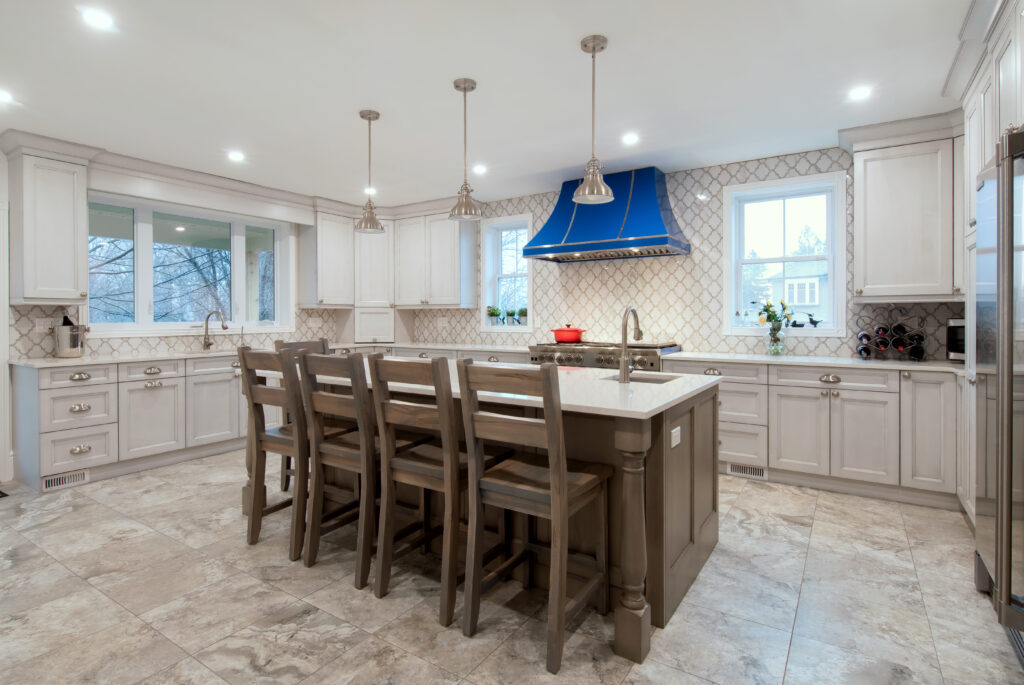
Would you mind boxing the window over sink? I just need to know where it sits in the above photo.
[722,172,847,337]
[86,194,292,336]
[479,214,532,332]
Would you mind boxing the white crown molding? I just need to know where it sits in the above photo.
[837,109,965,153]
[942,0,1008,100]
[0,129,104,164]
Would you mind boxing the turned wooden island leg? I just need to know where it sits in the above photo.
[613,417,652,663]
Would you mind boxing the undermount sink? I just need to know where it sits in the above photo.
[602,372,681,384]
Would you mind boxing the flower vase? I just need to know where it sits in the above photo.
[767,323,785,355]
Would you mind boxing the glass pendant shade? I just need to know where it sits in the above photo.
[355,198,383,233]
[354,109,384,233]
[572,158,614,204]
[449,78,481,221]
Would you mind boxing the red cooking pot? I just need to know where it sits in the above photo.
[551,324,586,343]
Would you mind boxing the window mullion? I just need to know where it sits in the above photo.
[135,207,154,324]
[230,222,245,324]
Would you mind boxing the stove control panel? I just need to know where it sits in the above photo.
[529,346,664,371]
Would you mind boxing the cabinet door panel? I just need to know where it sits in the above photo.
[853,139,953,298]
[39,385,118,432]
[426,214,460,304]
[394,217,427,305]
[315,213,354,306]
[768,386,829,475]
[900,371,956,492]
[966,99,981,228]
[186,373,240,446]
[831,389,899,485]
[118,377,186,460]
[353,307,395,343]
[720,421,767,468]
[355,220,394,307]
[718,382,768,425]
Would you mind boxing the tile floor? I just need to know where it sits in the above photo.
[1,449,1022,684]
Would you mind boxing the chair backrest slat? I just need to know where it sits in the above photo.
[382,399,442,432]
[249,383,288,408]
[373,358,436,387]
[298,352,374,456]
[463,364,546,397]
[275,338,330,355]
[471,410,548,449]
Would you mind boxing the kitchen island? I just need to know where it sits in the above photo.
[246,362,721,663]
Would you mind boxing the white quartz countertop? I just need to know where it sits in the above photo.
[662,351,965,374]
[330,342,532,353]
[9,350,240,369]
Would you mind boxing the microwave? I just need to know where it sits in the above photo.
[946,318,965,361]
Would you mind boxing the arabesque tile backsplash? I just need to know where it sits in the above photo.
[414,147,963,359]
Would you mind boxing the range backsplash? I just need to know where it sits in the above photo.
[413,147,963,359]
[8,306,340,359]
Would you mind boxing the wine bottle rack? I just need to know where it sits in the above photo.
[853,307,927,360]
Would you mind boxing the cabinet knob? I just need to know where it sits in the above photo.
[968,377,977,386]
[68,402,92,413]
[231,360,241,368]
[820,390,828,397]
[832,390,839,397]
[79,291,88,298]
[144,380,163,389]
[902,371,911,379]
[418,352,428,358]
[952,286,961,294]
[487,356,499,362]
[69,444,92,455]
[69,372,91,382]
[855,288,864,295]
[318,298,324,304]
[143,367,162,375]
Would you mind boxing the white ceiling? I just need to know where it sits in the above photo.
[0,0,969,206]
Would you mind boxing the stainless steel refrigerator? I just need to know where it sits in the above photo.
[975,125,1024,657]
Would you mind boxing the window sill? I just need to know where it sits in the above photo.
[90,323,296,339]
[479,323,534,335]
[722,326,845,339]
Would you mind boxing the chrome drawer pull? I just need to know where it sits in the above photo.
[69,372,91,382]
[68,403,91,413]
[487,356,499,362]
[143,367,162,375]
[418,352,428,358]
[819,374,841,384]
[144,380,163,389]
[231,360,241,368]
[704,368,721,376]
[69,444,92,455]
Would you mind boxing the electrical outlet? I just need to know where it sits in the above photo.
[670,426,681,448]
[33,318,57,334]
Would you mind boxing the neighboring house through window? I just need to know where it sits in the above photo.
[480,214,532,331]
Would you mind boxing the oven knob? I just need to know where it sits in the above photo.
[544,354,555,362]
[596,355,605,365]
[574,354,584,363]
[633,356,647,368]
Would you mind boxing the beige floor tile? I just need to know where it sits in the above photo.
[0,557,88,617]
[141,573,297,654]
[649,603,789,685]
[140,656,230,684]
[802,538,920,604]
[6,490,110,534]
[21,505,155,561]
[784,635,944,685]
[813,491,907,545]
[301,635,460,684]
[306,563,440,632]
[62,529,192,581]
[899,502,973,544]
[195,601,369,685]
[623,659,713,684]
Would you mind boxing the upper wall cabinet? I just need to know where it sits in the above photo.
[852,138,955,301]
[355,219,394,308]
[9,154,89,305]
[297,212,355,308]
[394,213,477,308]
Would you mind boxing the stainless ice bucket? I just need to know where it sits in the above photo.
[52,325,88,358]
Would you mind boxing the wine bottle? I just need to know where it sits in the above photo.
[907,344,925,361]
[857,331,872,344]
[891,323,908,337]
[875,325,889,337]
[875,336,889,352]
[891,335,908,352]
[856,344,872,358]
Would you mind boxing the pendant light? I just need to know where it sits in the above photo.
[355,109,384,233]
[449,78,482,220]
[573,35,614,205]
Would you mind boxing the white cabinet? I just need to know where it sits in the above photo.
[394,213,476,308]
[455,350,532,364]
[720,423,768,468]
[768,386,831,475]
[355,219,394,307]
[830,388,900,485]
[298,212,355,307]
[186,373,240,446]
[8,154,89,304]
[993,25,1018,150]
[965,93,982,230]
[901,370,957,493]
[353,307,395,343]
[957,374,977,522]
[118,377,186,460]
[853,139,954,300]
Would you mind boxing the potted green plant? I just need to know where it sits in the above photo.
[517,306,528,326]
[486,305,501,326]
[505,308,517,325]
[753,298,793,355]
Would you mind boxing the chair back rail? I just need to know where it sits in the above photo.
[275,338,331,355]
[238,347,305,439]
[298,352,374,440]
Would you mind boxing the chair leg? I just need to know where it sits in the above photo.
[247,449,267,545]
[523,515,536,590]
[374,474,397,599]
[596,483,609,615]
[303,462,324,568]
[280,454,291,492]
[462,484,486,637]
[439,487,459,627]
[501,508,514,561]
[288,453,308,562]
[355,472,374,589]
[421,489,433,554]
[546,512,568,674]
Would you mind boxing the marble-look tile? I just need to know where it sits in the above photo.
[78,472,183,511]
[137,491,254,549]
[0,557,88,616]
[140,657,229,685]
[91,548,239,615]
[720,500,813,549]
[649,603,789,685]
[812,491,907,545]
[732,480,819,518]
[306,564,440,632]
[62,529,191,581]
[0,586,134,668]
[467,616,633,685]
[5,490,108,533]
[714,515,809,584]
[195,601,369,685]
[899,502,973,545]
[141,573,296,654]
[802,536,920,603]
[623,660,714,684]
[2,615,185,683]
[784,635,943,685]
[21,506,155,561]
[300,636,460,684]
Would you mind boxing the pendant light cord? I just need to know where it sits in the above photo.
[591,50,596,159]
[367,118,372,191]
[463,89,468,183]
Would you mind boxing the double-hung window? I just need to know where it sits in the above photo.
[87,195,291,335]
[722,172,846,336]
[479,214,532,331]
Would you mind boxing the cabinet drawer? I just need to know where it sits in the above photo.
[186,355,239,376]
[40,424,118,476]
[39,364,117,389]
[663,360,768,384]
[719,382,768,425]
[119,359,185,381]
[391,347,456,360]
[719,422,767,468]
[39,385,117,432]
[769,365,899,392]
[456,351,531,364]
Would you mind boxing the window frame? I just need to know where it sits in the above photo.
[86,192,294,338]
[478,213,533,333]
[721,172,847,338]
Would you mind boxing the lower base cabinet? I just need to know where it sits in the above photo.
[41,424,118,475]
[830,388,900,485]
[901,371,957,493]
[187,373,241,446]
[118,377,187,460]
[719,422,767,467]
[768,386,831,475]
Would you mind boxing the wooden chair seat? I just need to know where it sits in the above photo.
[480,455,612,511]
[392,443,511,480]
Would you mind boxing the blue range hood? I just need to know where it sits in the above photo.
[522,166,690,262]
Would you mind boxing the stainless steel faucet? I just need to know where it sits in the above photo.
[203,310,228,350]
[619,306,644,383]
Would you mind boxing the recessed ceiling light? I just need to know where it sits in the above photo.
[0,89,15,105]
[696,192,710,202]
[175,225,186,232]
[364,186,376,195]
[473,163,487,175]
[226,150,245,162]
[77,6,116,31]
[621,132,639,146]
[847,85,873,102]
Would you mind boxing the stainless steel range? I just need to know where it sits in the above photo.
[528,341,681,371]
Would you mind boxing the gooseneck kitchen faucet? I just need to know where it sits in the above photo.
[203,310,228,350]
[619,306,644,383]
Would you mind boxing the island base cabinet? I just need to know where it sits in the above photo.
[187,373,241,447]
[118,377,186,460]
[768,386,830,475]
[900,371,957,493]
[830,389,900,485]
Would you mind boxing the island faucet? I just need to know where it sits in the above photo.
[203,310,228,350]
[619,306,644,383]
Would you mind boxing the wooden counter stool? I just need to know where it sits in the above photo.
[238,346,310,561]
[274,338,331,492]
[457,360,611,674]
